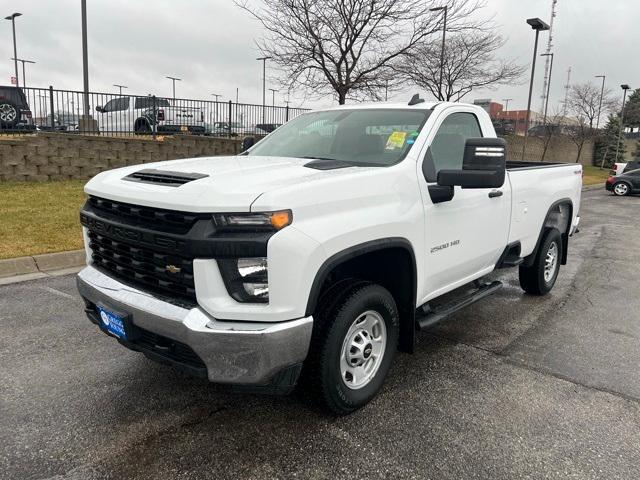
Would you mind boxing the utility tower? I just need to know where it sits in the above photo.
[540,0,558,113]
[562,66,572,117]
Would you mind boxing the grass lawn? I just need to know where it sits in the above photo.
[582,165,610,186]
[0,180,86,259]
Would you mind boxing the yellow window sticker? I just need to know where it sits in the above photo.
[385,131,407,150]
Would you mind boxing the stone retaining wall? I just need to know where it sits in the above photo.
[504,135,594,165]
[0,133,241,182]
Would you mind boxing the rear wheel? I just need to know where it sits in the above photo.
[0,100,19,128]
[519,228,562,295]
[301,281,399,415]
[613,182,630,196]
[134,119,151,134]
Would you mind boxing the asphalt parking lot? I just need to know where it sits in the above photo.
[1,188,639,480]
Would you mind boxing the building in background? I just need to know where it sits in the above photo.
[474,99,545,135]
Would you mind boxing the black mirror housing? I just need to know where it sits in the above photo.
[95,106,104,113]
[241,136,255,151]
[437,137,506,189]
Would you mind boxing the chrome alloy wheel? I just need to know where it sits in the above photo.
[614,183,629,196]
[340,310,387,390]
[0,103,17,123]
[544,241,558,283]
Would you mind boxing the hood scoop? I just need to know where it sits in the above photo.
[303,159,354,170]
[123,169,209,186]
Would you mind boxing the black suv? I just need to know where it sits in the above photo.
[0,86,33,130]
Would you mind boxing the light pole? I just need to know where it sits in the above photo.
[595,75,606,130]
[211,93,221,123]
[430,6,448,101]
[11,58,34,89]
[257,56,272,123]
[522,17,550,160]
[113,84,127,95]
[540,52,554,123]
[614,84,631,164]
[166,76,181,100]
[4,12,22,88]
[269,88,278,123]
[502,98,513,111]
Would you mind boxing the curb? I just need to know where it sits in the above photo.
[0,250,85,280]
[582,184,603,192]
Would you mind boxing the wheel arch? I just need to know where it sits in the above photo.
[305,238,417,353]
[524,198,573,267]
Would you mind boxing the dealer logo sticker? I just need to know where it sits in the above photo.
[100,310,109,325]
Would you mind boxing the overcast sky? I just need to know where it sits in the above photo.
[2,0,638,112]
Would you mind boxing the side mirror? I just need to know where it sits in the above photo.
[241,136,255,151]
[437,138,506,189]
[95,106,104,113]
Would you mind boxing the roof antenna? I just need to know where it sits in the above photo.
[408,93,425,106]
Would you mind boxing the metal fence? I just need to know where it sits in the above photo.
[0,86,309,137]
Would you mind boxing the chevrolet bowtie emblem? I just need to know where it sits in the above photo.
[165,265,181,274]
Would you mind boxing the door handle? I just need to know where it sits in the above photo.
[488,190,503,198]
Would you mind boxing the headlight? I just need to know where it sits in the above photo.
[218,257,269,303]
[213,210,292,231]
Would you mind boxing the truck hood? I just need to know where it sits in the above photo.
[84,155,365,212]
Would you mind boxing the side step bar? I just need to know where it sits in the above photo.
[416,280,503,331]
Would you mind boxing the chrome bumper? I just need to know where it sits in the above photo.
[76,266,313,387]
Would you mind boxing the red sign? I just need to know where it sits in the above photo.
[10,76,16,85]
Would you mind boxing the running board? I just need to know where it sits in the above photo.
[416,280,503,331]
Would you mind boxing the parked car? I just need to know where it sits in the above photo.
[95,96,206,135]
[606,168,640,196]
[492,119,515,136]
[77,98,582,414]
[35,112,80,132]
[254,123,282,134]
[207,121,252,137]
[609,160,640,176]
[0,86,34,130]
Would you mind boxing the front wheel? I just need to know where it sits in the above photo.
[613,182,630,196]
[519,228,562,295]
[302,282,399,415]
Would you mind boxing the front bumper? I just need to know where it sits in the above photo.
[77,266,313,390]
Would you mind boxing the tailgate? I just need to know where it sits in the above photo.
[164,107,204,125]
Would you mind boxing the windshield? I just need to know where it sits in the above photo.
[247,108,431,166]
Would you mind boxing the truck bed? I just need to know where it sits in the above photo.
[506,160,567,170]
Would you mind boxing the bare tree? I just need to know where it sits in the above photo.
[567,82,617,130]
[395,30,525,101]
[537,109,564,161]
[237,0,485,104]
[566,116,592,163]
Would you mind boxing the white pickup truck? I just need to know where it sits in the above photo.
[77,97,582,414]
[95,96,206,135]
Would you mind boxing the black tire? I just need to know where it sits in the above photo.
[301,281,399,415]
[134,119,151,135]
[519,228,562,295]
[0,100,19,128]
[612,182,631,196]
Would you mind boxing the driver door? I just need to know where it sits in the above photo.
[417,108,511,301]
